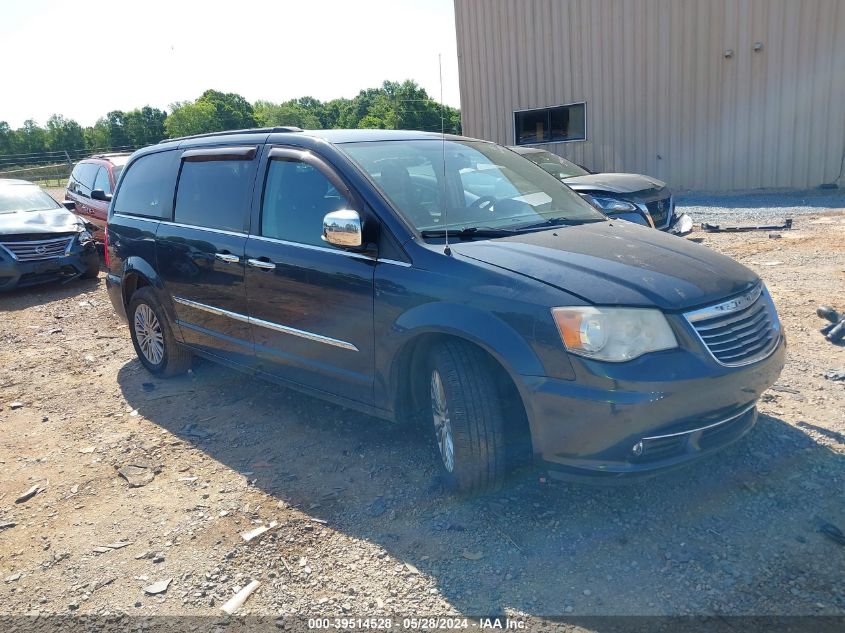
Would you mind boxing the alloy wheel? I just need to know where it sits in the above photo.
[134,304,164,366]
[430,369,455,472]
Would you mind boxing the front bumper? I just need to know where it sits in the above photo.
[0,240,97,291]
[518,333,786,480]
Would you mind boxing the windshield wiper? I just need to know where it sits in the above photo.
[514,217,606,231]
[420,226,514,238]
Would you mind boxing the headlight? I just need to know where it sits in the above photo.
[581,194,637,212]
[77,230,93,243]
[551,306,678,362]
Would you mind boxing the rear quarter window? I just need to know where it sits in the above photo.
[112,150,180,219]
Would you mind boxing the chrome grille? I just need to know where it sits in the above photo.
[685,284,780,366]
[0,236,74,262]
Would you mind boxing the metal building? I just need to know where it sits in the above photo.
[454,0,845,191]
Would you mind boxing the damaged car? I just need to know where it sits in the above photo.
[510,146,693,234]
[106,129,784,493]
[0,179,99,291]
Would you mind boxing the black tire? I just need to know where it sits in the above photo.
[128,287,192,377]
[427,340,507,493]
[81,253,100,279]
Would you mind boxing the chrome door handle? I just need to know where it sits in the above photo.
[214,253,240,264]
[247,258,276,270]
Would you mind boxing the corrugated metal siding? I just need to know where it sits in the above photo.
[455,0,845,191]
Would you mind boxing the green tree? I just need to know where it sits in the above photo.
[15,120,48,154]
[85,119,113,152]
[254,99,321,129]
[196,89,256,131]
[0,121,13,156]
[165,90,256,137]
[102,111,130,149]
[45,114,86,152]
[164,100,217,138]
[123,106,167,147]
[322,98,354,128]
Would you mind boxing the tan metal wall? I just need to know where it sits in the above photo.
[455,0,845,191]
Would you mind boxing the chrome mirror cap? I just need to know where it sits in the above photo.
[323,209,363,248]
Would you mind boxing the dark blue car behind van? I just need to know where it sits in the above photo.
[104,128,785,492]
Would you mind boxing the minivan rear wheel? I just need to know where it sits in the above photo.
[128,287,192,377]
[427,340,507,493]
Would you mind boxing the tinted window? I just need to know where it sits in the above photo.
[70,162,98,197]
[174,159,253,232]
[113,150,179,219]
[93,167,111,194]
[514,102,587,145]
[261,159,349,246]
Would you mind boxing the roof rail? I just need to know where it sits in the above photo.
[159,126,304,144]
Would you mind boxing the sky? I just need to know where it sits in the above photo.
[0,0,461,129]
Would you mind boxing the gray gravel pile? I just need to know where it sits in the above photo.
[676,188,845,225]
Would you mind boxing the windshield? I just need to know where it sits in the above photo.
[0,184,62,214]
[519,149,589,178]
[341,139,605,233]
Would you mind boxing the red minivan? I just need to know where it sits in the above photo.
[65,153,130,240]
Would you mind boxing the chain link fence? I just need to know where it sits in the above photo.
[0,146,136,187]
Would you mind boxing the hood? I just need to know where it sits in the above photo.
[450,220,758,311]
[0,208,85,236]
[564,172,666,195]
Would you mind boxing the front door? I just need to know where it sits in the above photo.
[156,145,260,367]
[244,147,376,404]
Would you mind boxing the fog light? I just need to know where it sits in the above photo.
[632,441,643,456]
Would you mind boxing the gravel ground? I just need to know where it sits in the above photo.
[677,188,845,225]
[1,197,844,627]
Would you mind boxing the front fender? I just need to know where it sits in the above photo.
[376,301,546,413]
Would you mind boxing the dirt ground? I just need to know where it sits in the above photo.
[1,211,844,625]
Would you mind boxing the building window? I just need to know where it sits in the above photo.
[513,102,587,145]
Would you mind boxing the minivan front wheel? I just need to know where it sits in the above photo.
[427,341,507,493]
[128,287,192,377]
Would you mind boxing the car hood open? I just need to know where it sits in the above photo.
[564,172,666,195]
[0,208,84,236]
[450,220,758,311]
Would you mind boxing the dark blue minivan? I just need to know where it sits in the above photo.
[105,128,785,492]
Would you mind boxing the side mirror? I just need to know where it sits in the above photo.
[91,189,112,202]
[322,209,363,249]
[62,200,76,210]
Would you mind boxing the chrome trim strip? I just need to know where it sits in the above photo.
[247,235,411,267]
[173,296,250,323]
[378,258,412,268]
[641,403,756,441]
[166,222,247,238]
[112,213,160,223]
[172,296,359,352]
[247,234,374,260]
[685,284,763,323]
[249,315,358,351]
